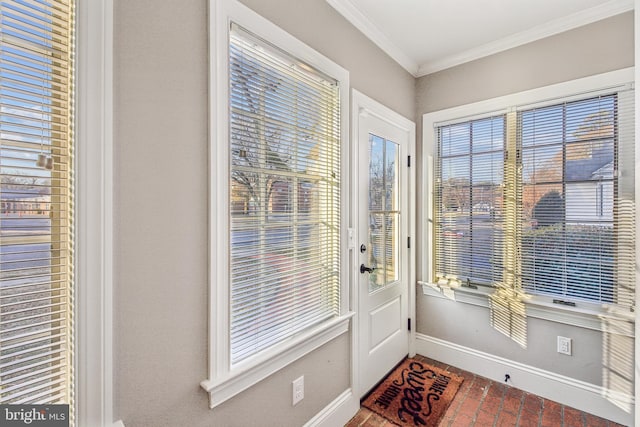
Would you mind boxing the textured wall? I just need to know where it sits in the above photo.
[112,0,413,425]
[112,1,634,424]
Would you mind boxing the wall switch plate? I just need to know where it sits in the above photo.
[292,376,304,405]
[557,336,572,355]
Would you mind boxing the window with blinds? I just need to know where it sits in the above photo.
[228,25,341,364]
[0,0,75,412]
[519,93,635,307]
[433,88,635,310]
[435,116,505,288]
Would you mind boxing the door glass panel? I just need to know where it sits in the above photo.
[368,133,399,292]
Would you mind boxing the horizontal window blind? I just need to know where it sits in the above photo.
[433,88,634,313]
[0,0,75,413]
[435,116,505,287]
[519,91,635,308]
[229,24,340,364]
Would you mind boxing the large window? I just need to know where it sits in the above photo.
[204,0,349,408]
[228,24,341,364]
[0,0,75,413]
[430,79,634,311]
[519,95,629,304]
[435,116,504,287]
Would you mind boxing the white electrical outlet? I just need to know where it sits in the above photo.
[557,336,572,355]
[292,376,304,405]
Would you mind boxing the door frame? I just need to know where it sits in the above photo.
[350,89,416,398]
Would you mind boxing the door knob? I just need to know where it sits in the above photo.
[360,264,376,274]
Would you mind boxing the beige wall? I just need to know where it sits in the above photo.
[238,0,415,119]
[113,0,634,424]
[416,12,634,116]
[112,0,413,426]
[414,10,634,409]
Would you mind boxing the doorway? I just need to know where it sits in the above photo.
[352,90,416,397]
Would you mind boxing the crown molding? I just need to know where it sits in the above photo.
[327,0,633,78]
[417,0,634,76]
[325,0,419,76]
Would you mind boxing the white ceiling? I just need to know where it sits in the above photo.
[326,0,634,77]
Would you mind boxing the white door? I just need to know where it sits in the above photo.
[356,95,414,397]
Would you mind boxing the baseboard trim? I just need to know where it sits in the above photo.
[416,333,634,426]
[112,421,125,427]
[304,388,359,427]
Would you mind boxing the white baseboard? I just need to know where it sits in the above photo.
[304,389,359,427]
[416,333,634,426]
[112,421,125,427]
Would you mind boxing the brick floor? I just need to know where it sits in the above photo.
[345,355,626,427]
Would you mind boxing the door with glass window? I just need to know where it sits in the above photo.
[357,105,413,396]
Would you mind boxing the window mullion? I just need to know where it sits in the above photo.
[561,104,568,296]
[503,111,520,293]
[468,125,473,281]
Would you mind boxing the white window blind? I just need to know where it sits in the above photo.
[519,91,635,308]
[0,0,75,411]
[433,88,635,311]
[228,24,341,364]
[435,116,505,288]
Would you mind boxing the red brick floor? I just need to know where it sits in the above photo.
[345,355,626,427]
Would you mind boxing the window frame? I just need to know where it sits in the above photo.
[0,0,118,424]
[75,0,117,425]
[421,67,635,329]
[203,0,352,408]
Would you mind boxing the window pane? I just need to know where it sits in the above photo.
[472,152,503,185]
[228,25,341,364]
[441,157,470,213]
[436,116,504,286]
[385,140,398,211]
[519,95,619,303]
[440,123,469,156]
[472,117,504,153]
[368,136,399,292]
[369,135,384,211]
[520,104,563,147]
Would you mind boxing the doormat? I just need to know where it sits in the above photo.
[362,358,464,427]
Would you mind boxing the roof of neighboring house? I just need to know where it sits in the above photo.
[565,144,613,181]
[590,161,614,179]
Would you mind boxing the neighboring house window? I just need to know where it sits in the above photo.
[0,0,75,414]
[203,0,349,407]
[228,24,341,363]
[432,86,634,310]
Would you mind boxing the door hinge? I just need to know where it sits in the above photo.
[407,318,411,331]
[407,236,411,249]
[407,155,411,167]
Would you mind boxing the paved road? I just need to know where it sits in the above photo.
[1,216,51,231]
[1,216,52,277]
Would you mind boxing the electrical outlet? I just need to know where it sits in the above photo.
[557,336,572,355]
[292,376,304,405]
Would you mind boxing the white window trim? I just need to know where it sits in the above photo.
[421,67,636,330]
[75,0,118,426]
[203,0,352,408]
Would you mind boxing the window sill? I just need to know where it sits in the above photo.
[200,312,354,408]
[419,281,634,336]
